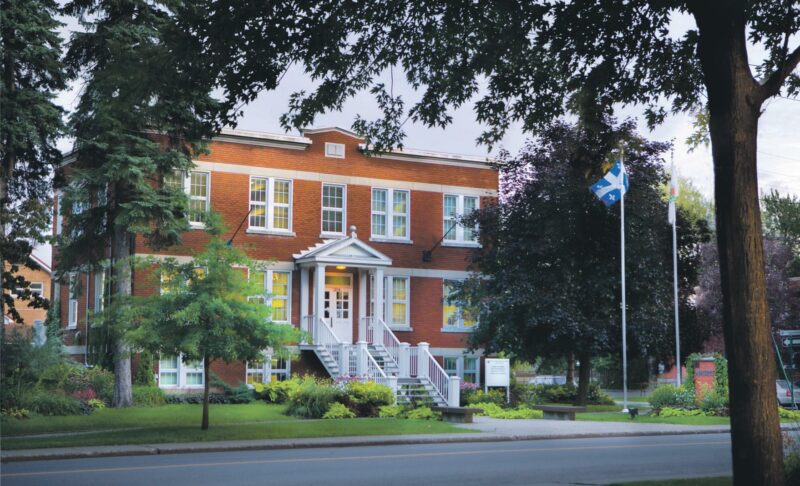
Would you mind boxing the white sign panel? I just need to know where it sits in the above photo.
[485,358,510,387]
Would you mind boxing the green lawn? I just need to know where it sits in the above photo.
[0,403,471,450]
[546,403,622,413]
[609,477,731,486]
[576,412,731,426]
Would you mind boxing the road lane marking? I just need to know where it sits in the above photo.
[1,440,730,478]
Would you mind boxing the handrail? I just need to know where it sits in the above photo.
[422,348,450,405]
[361,345,389,387]
[308,315,343,373]
[365,316,401,369]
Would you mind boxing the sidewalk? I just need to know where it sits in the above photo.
[1,416,751,464]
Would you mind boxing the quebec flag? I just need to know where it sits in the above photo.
[590,161,629,207]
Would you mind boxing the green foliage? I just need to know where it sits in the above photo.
[135,352,156,386]
[254,379,301,404]
[699,386,729,416]
[285,377,344,419]
[712,354,728,397]
[344,381,394,417]
[649,385,696,410]
[87,399,106,410]
[132,386,167,407]
[322,402,356,419]
[20,390,84,416]
[378,405,404,418]
[1,331,69,408]
[786,450,800,486]
[405,406,440,421]
[1,407,31,419]
[778,408,800,420]
[474,402,544,419]
[512,383,615,407]
[656,407,706,417]
[683,353,700,399]
[466,389,506,406]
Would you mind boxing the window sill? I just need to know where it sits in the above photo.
[66,324,78,330]
[319,232,346,239]
[441,241,480,248]
[441,327,476,333]
[389,326,413,332]
[189,223,207,230]
[246,228,296,237]
[369,237,414,245]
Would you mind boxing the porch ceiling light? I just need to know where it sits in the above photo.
[335,265,347,270]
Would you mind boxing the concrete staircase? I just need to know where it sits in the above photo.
[396,378,447,407]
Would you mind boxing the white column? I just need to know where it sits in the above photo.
[417,342,429,379]
[374,267,384,322]
[358,269,367,342]
[447,375,461,407]
[356,341,368,377]
[399,342,410,378]
[300,267,309,334]
[314,264,326,322]
[339,343,349,377]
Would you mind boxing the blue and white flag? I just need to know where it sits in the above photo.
[590,161,629,207]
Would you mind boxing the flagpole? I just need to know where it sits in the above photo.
[620,149,628,414]
[670,151,681,387]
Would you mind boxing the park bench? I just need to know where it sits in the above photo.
[532,405,587,421]
[431,406,483,423]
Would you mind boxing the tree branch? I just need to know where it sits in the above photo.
[758,43,800,103]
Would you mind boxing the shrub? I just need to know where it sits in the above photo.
[1,407,30,419]
[655,407,706,417]
[133,386,167,407]
[286,377,344,419]
[254,379,301,403]
[344,381,394,417]
[474,402,544,419]
[779,407,800,420]
[466,389,506,406]
[71,388,97,401]
[460,381,479,406]
[1,331,67,408]
[378,404,404,418]
[699,385,729,416]
[85,367,114,403]
[785,450,800,486]
[87,398,106,410]
[322,402,356,419]
[225,384,255,404]
[165,393,230,404]
[649,385,696,410]
[21,390,84,416]
[405,406,440,420]
[135,351,156,386]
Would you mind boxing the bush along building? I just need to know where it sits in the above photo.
[53,127,498,407]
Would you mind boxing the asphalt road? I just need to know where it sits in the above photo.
[1,433,732,486]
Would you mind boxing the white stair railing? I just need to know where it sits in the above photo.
[311,315,343,374]
[365,316,401,370]
[416,342,459,406]
[361,345,390,388]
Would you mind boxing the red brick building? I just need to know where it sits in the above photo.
[55,127,498,405]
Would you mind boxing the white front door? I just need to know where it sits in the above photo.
[323,275,353,343]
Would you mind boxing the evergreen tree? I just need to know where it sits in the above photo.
[0,0,66,329]
[59,0,218,407]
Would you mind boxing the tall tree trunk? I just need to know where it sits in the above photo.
[691,4,784,484]
[202,356,210,430]
[1,18,15,343]
[566,352,575,385]
[111,225,133,407]
[576,353,591,406]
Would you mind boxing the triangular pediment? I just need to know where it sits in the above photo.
[294,236,391,267]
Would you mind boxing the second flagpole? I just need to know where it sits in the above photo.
[620,149,628,413]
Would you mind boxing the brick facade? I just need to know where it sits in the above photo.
[57,127,498,389]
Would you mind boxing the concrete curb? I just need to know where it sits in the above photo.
[0,428,739,463]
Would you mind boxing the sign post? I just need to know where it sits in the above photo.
[484,358,511,403]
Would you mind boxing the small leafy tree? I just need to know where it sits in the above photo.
[127,214,299,429]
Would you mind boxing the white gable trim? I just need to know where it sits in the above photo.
[294,236,392,267]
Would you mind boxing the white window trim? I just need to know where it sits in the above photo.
[320,183,347,236]
[325,142,345,159]
[67,273,78,329]
[158,355,205,389]
[370,188,410,242]
[183,171,210,228]
[29,282,44,297]
[442,279,477,332]
[247,176,294,235]
[33,320,46,347]
[385,276,410,330]
[442,194,480,246]
[246,352,292,387]
[249,269,292,324]
[443,356,481,385]
[55,190,63,236]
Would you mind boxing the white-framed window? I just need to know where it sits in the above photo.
[444,356,480,385]
[443,194,479,244]
[249,270,292,323]
[32,320,46,347]
[249,177,293,234]
[67,273,78,328]
[246,353,292,386]
[29,282,44,297]
[163,171,209,227]
[371,188,409,241]
[386,276,409,328]
[158,355,204,388]
[325,142,345,158]
[321,183,346,235]
[443,280,477,331]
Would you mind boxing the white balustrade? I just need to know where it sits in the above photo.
[398,343,410,378]
[312,315,344,374]
[416,342,456,406]
[365,316,402,370]
[409,346,419,378]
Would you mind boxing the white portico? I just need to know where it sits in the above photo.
[294,226,392,344]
